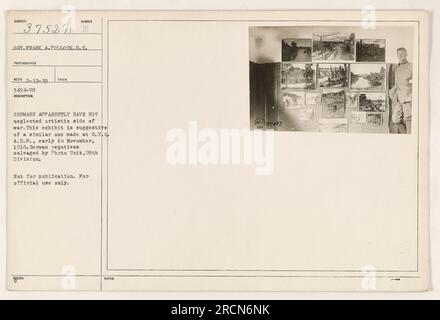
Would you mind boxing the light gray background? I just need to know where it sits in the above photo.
[0,0,438,299]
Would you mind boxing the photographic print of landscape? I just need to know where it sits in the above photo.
[282,38,312,62]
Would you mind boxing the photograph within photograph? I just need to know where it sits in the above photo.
[318,64,348,88]
[319,118,348,132]
[350,64,386,90]
[322,89,346,118]
[306,92,322,105]
[299,108,314,121]
[312,32,355,61]
[281,63,316,89]
[346,92,359,109]
[356,39,386,62]
[389,47,413,134]
[283,91,305,109]
[249,25,413,134]
[282,38,312,62]
[367,113,384,126]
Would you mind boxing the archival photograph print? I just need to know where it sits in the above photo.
[249,25,413,134]
[350,64,386,90]
[299,108,314,121]
[318,64,348,88]
[389,47,413,134]
[367,113,384,126]
[281,63,316,89]
[282,91,305,109]
[356,39,386,62]
[319,119,348,132]
[346,92,359,108]
[306,92,322,105]
[322,89,345,118]
[312,32,355,61]
[359,92,387,112]
[282,38,312,62]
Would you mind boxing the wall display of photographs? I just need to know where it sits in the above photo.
[318,64,348,88]
[306,92,322,105]
[271,31,395,132]
[282,39,312,62]
[312,32,355,61]
[356,39,386,62]
[367,113,384,126]
[359,92,387,112]
[350,64,386,90]
[322,89,345,118]
[282,91,305,109]
[351,111,367,124]
[346,92,359,108]
[281,63,316,89]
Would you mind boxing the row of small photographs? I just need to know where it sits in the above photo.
[283,90,387,113]
[318,113,384,133]
[282,34,385,62]
[281,63,386,90]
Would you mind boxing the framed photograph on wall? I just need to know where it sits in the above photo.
[356,39,386,62]
[281,63,316,89]
[350,64,386,91]
[312,32,355,61]
[318,64,348,88]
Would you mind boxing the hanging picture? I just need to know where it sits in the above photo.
[319,119,348,132]
[356,39,386,62]
[318,64,348,88]
[345,92,359,109]
[281,63,316,89]
[359,92,387,112]
[322,89,346,118]
[282,39,312,62]
[350,64,386,90]
[282,91,305,109]
[312,32,355,61]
